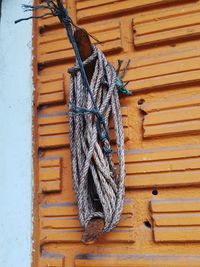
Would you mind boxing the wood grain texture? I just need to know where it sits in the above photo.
[76,0,191,23]
[39,253,65,267]
[133,2,200,47]
[121,44,200,92]
[140,94,200,138]
[38,21,122,64]
[75,254,200,267]
[38,106,130,148]
[39,158,62,193]
[40,200,135,244]
[38,73,66,105]
[124,144,200,188]
[151,198,200,242]
[32,0,200,266]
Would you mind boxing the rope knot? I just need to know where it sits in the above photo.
[68,46,98,74]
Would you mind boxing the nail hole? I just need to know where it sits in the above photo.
[138,99,145,105]
[144,220,151,228]
[38,63,43,72]
[152,189,158,195]
[39,27,46,35]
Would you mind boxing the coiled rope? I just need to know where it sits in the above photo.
[15,1,126,233]
[68,46,126,232]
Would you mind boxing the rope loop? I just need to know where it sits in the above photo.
[68,46,98,74]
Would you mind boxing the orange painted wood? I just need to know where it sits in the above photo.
[75,254,200,267]
[32,0,200,266]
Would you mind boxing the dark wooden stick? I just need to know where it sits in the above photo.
[74,28,96,83]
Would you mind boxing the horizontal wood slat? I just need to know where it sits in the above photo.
[122,44,200,92]
[39,253,65,267]
[151,198,200,242]
[140,94,200,138]
[151,198,200,213]
[38,21,122,65]
[38,73,66,106]
[33,0,200,264]
[40,200,135,244]
[76,0,188,23]
[124,144,200,188]
[133,2,200,47]
[38,107,130,148]
[75,254,200,267]
[39,158,62,193]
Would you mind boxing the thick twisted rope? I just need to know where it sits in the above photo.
[68,46,126,232]
[15,1,126,233]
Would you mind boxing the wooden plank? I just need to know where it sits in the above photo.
[121,44,200,91]
[38,39,122,64]
[39,158,61,167]
[39,123,69,136]
[39,157,62,193]
[39,253,64,267]
[41,214,133,230]
[133,69,200,91]
[38,74,66,106]
[38,22,122,64]
[38,92,65,105]
[39,134,69,148]
[38,16,59,28]
[39,21,120,44]
[38,73,63,83]
[124,145,200,188]
[40,200,133,217]
[40,229,135,244]
[39,28,120,54]
[143,120,200,138]
[125,56,200,88]
[40,200,134,243]
[38,115,68,125]
[144,106,200,124]
[131,43,200,69]
[126,170,200,189]
[75,254,200,267]
[77,0,185,23]
[133,2,200,47]
[134,2,200,24]
[154,227,200,242]
[153,213,200,226]
[38,107,130,148]
[135,13,200,36]
[39,167,61,181]
[141,94,200,113]
[40,180,61,193]
[126,157,200,174]
[41,213,133,230]
[40,203,78,217]
[151,198,200,242]
[140,94,200,138]
[151,198,200,213]
[124,144,200,162]
[134,24,200,47]
[39,80,64,94]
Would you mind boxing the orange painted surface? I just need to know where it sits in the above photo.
[32,0,200,266]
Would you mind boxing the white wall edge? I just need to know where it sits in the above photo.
[0,1,33,266]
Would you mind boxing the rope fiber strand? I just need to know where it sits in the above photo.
[69,46,126,232]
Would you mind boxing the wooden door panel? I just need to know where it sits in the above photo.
[32,0,200,266]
